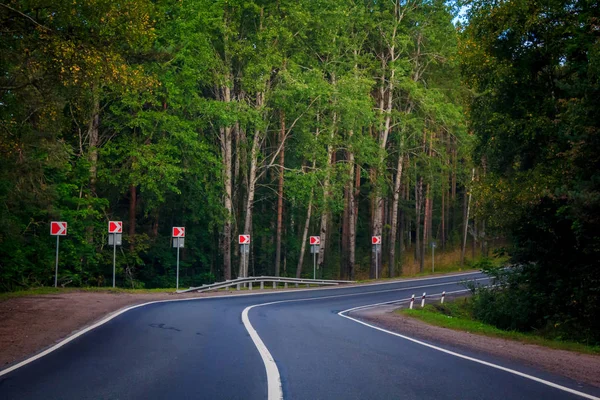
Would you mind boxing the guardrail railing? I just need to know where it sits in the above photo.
[178,276,355,294]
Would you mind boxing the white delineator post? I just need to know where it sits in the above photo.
[441,291,446,304]
[421,292,426,308]
[410,294,415,309]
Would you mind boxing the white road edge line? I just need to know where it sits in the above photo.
[0,271,483,379]
[338,297,600,400]
[242,280,488,400]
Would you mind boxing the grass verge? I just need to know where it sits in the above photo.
[0,286,178,301]
[400,298,600,355]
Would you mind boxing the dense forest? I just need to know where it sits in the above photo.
[1,0,598,340]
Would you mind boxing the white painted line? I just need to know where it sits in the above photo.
[241,281,487,400]
[338,298,600,400]
[0,271,483,379]
[242,303,283,400]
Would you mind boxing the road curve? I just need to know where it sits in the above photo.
[1,271,598,400]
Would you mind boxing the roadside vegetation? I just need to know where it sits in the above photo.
[402,297,600,356]
[1,0,598,348]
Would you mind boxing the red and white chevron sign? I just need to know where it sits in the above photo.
[50,221,67,236]
[108,221,122,234]
[371,236,381,245]
[309,236,320,245]
[239,234,250,244]
[172,227,185,237]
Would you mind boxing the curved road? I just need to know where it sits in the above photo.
[1,271,598,399]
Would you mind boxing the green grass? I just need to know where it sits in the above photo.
[0,286,178,301]
[400,298,600,355]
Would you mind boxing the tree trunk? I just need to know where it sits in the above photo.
[128,184,136,253]
[275,110,285,276]
[296,192,313,278]
[341,181,350,280]
[152,212,159,238]
[317,114,335,273]
[239,93,263,278]
[220,85,233,280]
[461,168,475,266]
[441,185,446,250]
[349,162,360,280]
[388,147,404,278]
[88,96,100,195]
[371,54,395,279]
[423,182,430,268]
[415,176,423,271]
[85,93,100,244]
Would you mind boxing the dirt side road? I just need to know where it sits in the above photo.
[353,304,600,388]
[0,289,277,368]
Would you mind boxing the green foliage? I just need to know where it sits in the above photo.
[1,0,472,290]
[402,299,600,354]
[462,0,600,344]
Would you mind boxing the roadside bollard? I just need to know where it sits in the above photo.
[410,294,415,309]
[421,292,426,308]
[249,282,253,291]
[441,291,446,304]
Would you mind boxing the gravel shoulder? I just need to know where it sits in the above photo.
[0,288,288,369]
[352,300,600,388]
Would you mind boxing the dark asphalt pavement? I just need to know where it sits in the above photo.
[1,271,598,400]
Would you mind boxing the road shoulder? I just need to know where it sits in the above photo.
[0,288,280,368]
[352,301,600,388]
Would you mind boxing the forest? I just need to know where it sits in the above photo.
[1,1,598,340]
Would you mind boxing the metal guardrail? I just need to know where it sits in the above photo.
[177,276,355,294]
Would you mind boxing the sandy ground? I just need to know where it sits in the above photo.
[0,288,289,368]
[353,299,600,388]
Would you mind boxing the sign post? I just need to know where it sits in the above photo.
[50,221,67,287]
[108,221,122,288]
[431,241,436,273]
[239,235,251,278]
[309,236,320,279]
[173,227,185,291]
[372,236,381,279]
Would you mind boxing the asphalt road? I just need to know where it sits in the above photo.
[1,271,599,400]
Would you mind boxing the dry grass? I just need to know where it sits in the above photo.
[353,244,503,281]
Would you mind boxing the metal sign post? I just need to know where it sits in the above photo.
[309,236,320,280]
[173,227,185,291]
[55,235,60,288]
[108,221,123,288]
[176,238,180,291]
[113,238,116,288]
[313,249,316,280]
[372,236,381,280]
[50,221,67,288]
[310,244,320,279]
[239,235,251,278]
